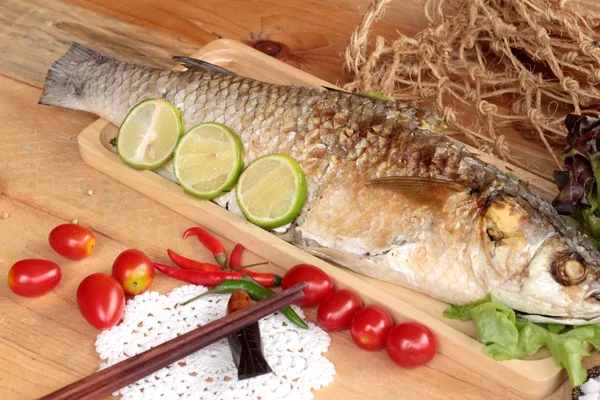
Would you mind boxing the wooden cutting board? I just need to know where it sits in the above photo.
[78,38,568,399]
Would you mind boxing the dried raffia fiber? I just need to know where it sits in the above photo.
[343,0,600,177]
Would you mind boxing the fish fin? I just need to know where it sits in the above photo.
[172,56,237,75]
[39,42,107,109]
[366,176,472,206]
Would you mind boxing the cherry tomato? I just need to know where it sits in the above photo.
[350,304,393,350]
[317,289,363,332]
[386,322,437,368]
[7,259,62,297]
[111,249,155,296]
[281,264,334,307]
[49,223,96,260]
[77,273,125,330]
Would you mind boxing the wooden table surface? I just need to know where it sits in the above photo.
[0,1,598,399]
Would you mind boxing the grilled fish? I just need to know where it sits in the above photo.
[40,43,600,324]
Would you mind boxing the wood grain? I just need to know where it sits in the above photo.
[0,200,529,400]
[58,0,415,85]
[0,72,547,400]
[0,0,599,399]
[0,0,580,181]
[0,0,199,87]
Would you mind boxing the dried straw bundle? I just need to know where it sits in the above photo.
[343,0,600,176]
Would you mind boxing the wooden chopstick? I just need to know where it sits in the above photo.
[39,282,307,400]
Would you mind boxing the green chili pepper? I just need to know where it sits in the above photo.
[182,278,309,329]
[240,276,308,329]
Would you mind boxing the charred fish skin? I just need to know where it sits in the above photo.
[39,43,600,323]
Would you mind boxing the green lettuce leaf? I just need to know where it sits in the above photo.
[444,296,600,387]
[545,326,592,386]
[470,301,518,349]
[485,321,545,360]
[546,323,566,334]
[588,325,600,351]
[442,294,491,321]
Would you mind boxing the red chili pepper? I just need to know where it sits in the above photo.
[167,249,221,272]
[183,227,227,267]
[229,244,244,269]
[239,269,282,287]
[154,263,281,287]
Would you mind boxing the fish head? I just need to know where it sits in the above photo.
[477,191,600,324]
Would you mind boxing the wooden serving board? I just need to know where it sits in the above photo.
[78,39,566,399]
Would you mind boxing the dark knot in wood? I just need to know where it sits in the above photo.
[253,41,282,57]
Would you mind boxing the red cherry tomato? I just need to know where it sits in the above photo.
[49,223,96,260]
[386,322,437,368]
[111,249,155,296]
[7,259,62,297]
[317,289,363,332]
[350,304,393,350]
[281,264,334,307]
[77,273,125,330]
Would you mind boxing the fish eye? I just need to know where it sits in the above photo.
[551,252,587,285]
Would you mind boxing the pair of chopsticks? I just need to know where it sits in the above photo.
[39,282,307,400]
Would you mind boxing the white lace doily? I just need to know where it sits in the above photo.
[95,285,335,400]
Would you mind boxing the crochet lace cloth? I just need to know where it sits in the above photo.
[95,285,335,400]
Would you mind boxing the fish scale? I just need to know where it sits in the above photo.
[39,43,600,324]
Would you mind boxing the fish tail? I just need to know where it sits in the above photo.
[38,42,106,109]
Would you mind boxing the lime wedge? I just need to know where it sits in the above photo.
[235,154,307,229]
[117,99,183,169]
[173,122,244,199]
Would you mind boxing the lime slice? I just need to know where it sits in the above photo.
[173,122,244,199]
[236,154,307,229]
[117,99,183,169]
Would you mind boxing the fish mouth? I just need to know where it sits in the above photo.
[516,288,600,325]
[517,312,600,325]
[584,287,600,300]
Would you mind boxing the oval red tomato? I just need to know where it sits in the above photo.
[350,304,393,350]
[281,264,334,307]
[49,223,96,260]
[317,289,362,332]
[77,273,125,330]
[7,259,62,297]
[386,322,437,368]
[112,249,155,295]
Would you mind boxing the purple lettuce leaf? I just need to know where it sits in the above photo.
[552,114,600,216]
